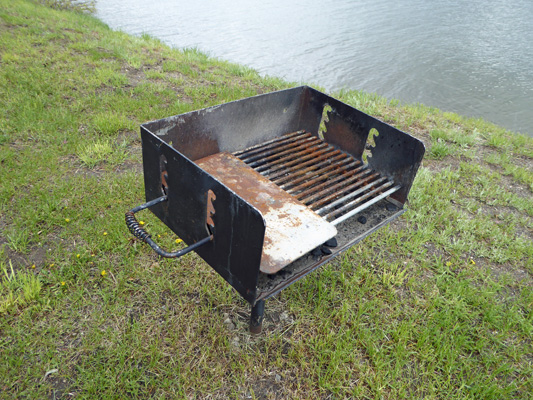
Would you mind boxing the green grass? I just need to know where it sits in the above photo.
[1,260,42,314]
[1,0,533,398]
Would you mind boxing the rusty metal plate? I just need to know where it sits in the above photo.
[196,152,337,274]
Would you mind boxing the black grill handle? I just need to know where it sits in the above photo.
[125,195,212,258]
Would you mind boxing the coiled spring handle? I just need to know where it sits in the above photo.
[125,195,212,258]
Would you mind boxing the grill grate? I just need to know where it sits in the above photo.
[234,130,401,226]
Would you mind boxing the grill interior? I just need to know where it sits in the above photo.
[234,130,401,225]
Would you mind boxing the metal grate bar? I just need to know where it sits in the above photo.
[256,143,331,173]
[329,186,401,226]
[234,130,307,158]
[284,161,363,194]
[241,135,317,164]
[316,178,391,215]
[265,150,344,181]
[279,157,359,190]
[247,138,324,168]
[301,171,380,207]
[294,166,369,200]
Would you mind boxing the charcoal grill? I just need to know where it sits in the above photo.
[126,86,425,333]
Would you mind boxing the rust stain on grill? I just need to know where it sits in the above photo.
[278,157,359,189]
[206,189,216,231]
[256,145,330,175]
[272,153,350,185]
[283,160,361,193]
[248,139,323,168]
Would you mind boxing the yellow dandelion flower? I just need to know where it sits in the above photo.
[175,238,183,244]
[65,218,70,223]
[31,264,36,269]
[103,231,108,236]
[446,261,452,267]
[139,221,145,226]
[76,254,80,258]
[50,263,55,268]
[470,259,476,265]
[101,270,107,277]
[61,281,66,286]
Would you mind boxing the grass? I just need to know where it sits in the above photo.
[77,138,128,168]
[1,0,532,398]
[1,260,42,314]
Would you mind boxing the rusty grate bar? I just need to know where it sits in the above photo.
[255,142,330,172]
[239,133,316,162]
[234,130,400,226]
[315,178,391,215]
[283,161,363,194]
[234,130,307,158]
[295,166,370,200]
[267,151,345,182]
[247,138,324,168]
[302,171,380,207]
[261,148,341,178]
[279,157,360,190]
[241,135,317,164]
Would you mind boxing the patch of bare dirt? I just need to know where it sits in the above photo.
[499,173,532,199]
[485,261,531,284]
[420,155,457,174]
[120,65,146,88]
[247,377,285,400]
[45,375,75,400]
[0,235,48,273]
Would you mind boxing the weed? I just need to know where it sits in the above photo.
[1,261,41,314]
[77,139,128,168]
[93,112,134,136]
[429,141,452,159]
[487,132,507,148]
[430,129,449,142]
[162,60,180,73]
[381,263,408,288]
[5,229,30,254]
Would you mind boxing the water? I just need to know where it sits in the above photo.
[96,0,533,136]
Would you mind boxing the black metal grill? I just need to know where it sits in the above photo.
[126,86,425,333]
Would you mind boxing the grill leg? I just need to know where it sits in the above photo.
[249,300,265,334]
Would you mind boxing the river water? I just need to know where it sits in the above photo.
[96,0,533,136]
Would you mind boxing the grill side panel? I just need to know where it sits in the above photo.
[141,127,265,303]
[365,124,426,204]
